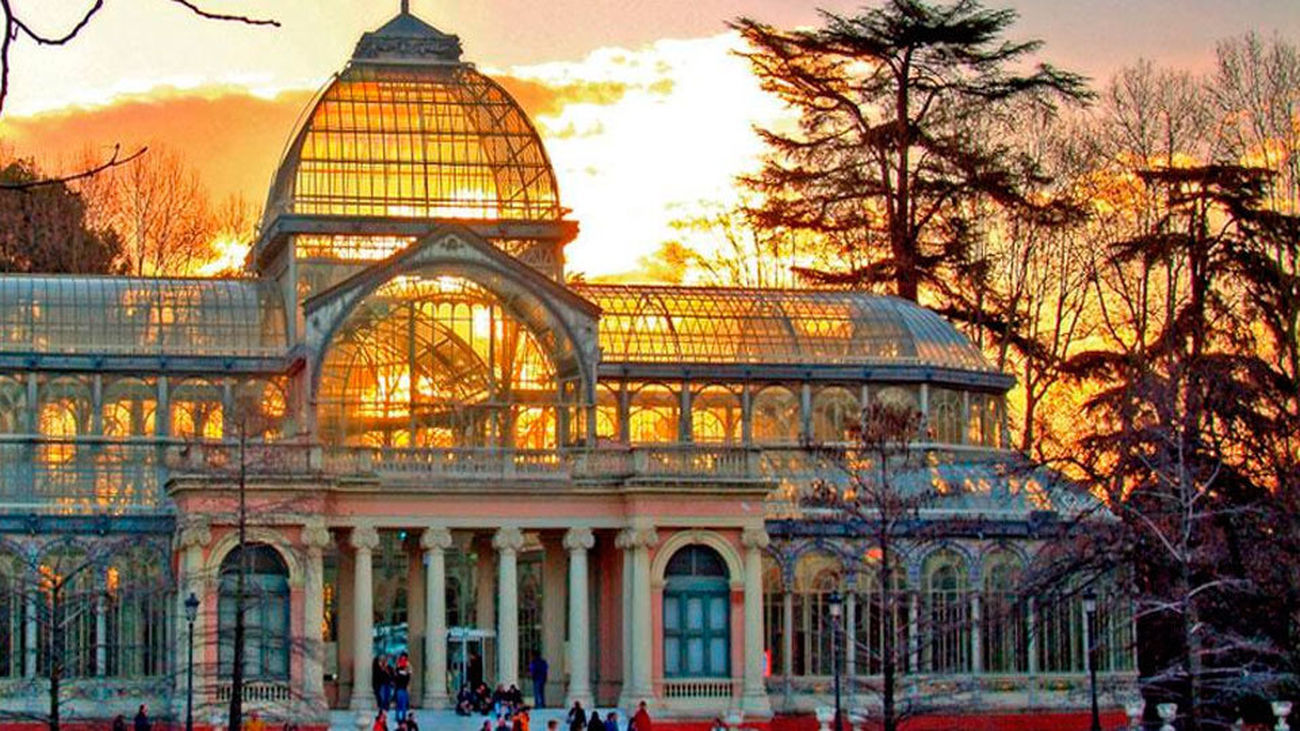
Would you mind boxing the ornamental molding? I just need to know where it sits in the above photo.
[616,527,658,550]
[350,524,380,551]
[177,518,211,551]
[563,527,595,552]
[492,526,525,553]
[301,520,332,550]
[421,526,454,552]
[741,527,771,551]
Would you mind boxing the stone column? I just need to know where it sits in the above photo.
[24,590,36,678]
[970,593,983,675]
[741,527,772,716]
[302,521,332,712]
[475,536,496,633]
[349,525,380,711]
[617,526,657,708]
[1027,598,1039,675]
[175,519,210,698]
[421,527,453,709]
[494,527,525,688]
[563,528,595,708]
[620,536,632,696]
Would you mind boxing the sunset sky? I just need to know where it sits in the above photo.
[2,0,1298,278]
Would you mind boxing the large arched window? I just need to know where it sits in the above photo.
[102,378,157,438]
[36,544,99,678]
[663,545,730,678]
[927,388,963,445]
[691,385,742,445]
[923,551,969,673]
[317,274,562,449]
[629,383,679,444]
[38,377,92,472]
[170,378,225,441]
[219,544,290,681]
[854,557,910,676]
[811,387,860,443]
[0,551,23,678]
[981,551,1027,674]
[792,552,841,676]
[104,547,170,677]
[752,386,800,444]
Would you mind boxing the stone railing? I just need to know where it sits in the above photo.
[215,680,293,703]
[657,677,738,700]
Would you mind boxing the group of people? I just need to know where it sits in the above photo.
[372,651,417,730]
[456,681,527,717]
[564,700,652,731]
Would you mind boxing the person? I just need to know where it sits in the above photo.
[393,652,413,722]
[588,709,602,731]
[406,715,420,731]
[372,710,388,731]
[373,654,391,710]
[632,701,652,731]
[604,712,619,731]
[709,718,727,731]
[566,701,586,731]
[133,704,151,731]
[457,684,476,716]
[507,683,523,707]
[113,715,128,731]
[480,722,493,731]
[518,707,531,731]
[547,722,559,731]
[528,652,549,708]
[244,711,267,731]
[495,713,511,731]
[468,650,484,689]
[475,682,492,714]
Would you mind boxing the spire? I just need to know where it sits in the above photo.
[401,0,410,14]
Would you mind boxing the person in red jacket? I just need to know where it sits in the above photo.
[631,701,652,731]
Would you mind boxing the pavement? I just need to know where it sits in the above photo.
[329,707,631,731]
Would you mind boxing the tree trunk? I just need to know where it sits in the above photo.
[228,435,247,729]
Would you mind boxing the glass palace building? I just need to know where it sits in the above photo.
[0,9,1133,728]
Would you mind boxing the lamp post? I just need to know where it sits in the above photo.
[185,592,200,731]
[828,590,844,731]
[1083,590,1101,731]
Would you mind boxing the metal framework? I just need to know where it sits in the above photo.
[572,284,996,371]
[263,63,561,226]
[0,277,286,358]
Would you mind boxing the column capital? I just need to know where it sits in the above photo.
[421,526,454,552]
[616,527,658,550]
[563,527,595,552]
[302,520,332,550]
[350,524,380,552]
[176,518,211,550]
[741,527,770,551]
[492,526,525,553]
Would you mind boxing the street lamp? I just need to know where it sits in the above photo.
[185,592,200,731]
[828,590,844,731]
[1083,590,1101,731]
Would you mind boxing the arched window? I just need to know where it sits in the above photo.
[792,552,841,676]
[171,378,225,441]
[812,387,860,443]
[854,556,910,676]
[752,386,800,444]
[663,545,730,678]
[923,551,969,673]
[981,551,1027,674]
[691,385,741,445]
[0,376,26,434]
[594,384,621,443]
[873,386,919,415]
[762,555,784,678]
[102,378,157,438]
[629,383,679,444]
[38,376,92,471]
[927,388,963,445]
[0,551,24,678]
[1037,590,1083,673]
[219,544,290,681]
[36,544,99,678]
[104,547,170,677]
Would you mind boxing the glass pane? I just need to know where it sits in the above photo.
[708,596,727,630]
[688,638,704,674]
[665,597,679,631]
[687,598,703,630]
[710,638,727,675]
[665,638,680,675]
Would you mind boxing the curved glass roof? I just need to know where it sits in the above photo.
[0,277,287,358]
[262,14,561,228]
[573,284,995,372]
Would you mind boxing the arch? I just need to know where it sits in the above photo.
[170,378,225,441]
[0,376,25,434]
[691,384,742,445]
[628,383,678,445]
[104,544,172,678]
[980,548,1027,674]
[218,543,291,681]
[102,377,157,438]
[651,530,744,590]
[0,546,23,678]
[927,388,963,445]
[751,385,800,444]
[811,386,860,443]
[37,376,92,468]
[662,544,731,678]
[922,549,969,673]
[34,540,100,678]
[205,528,303,589]
[593,383,620,442]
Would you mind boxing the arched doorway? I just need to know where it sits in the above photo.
[663,545,730,678]
[218,544,291,681]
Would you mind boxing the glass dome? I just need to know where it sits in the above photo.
[262,12,561,227]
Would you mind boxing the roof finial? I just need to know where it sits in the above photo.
[401,0,410,14]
